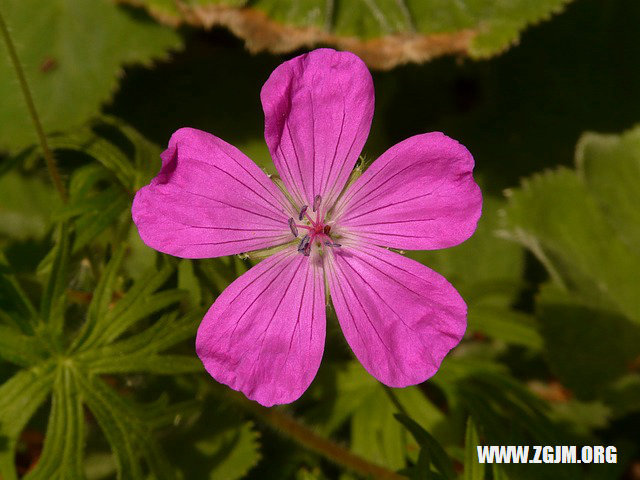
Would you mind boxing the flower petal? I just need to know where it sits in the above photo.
[132,127,294,258]
[333,133,482,250]
[196,248,326,406]
[326,244,466,387]
[261,48,374,209]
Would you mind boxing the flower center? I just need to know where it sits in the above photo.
[287,195,341,256]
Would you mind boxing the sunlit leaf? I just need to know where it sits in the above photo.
[576,125,640,251]
[123,0,573,69]
[502,166,640,323]
[0,0,181,151]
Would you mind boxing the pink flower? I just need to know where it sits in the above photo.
[132,49,482,407]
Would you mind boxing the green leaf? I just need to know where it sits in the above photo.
[451,368,558,446]
[536,284,640,399]
[502,167,640,323]
[98,115,162,189]
[0,361,56,480]
[39,223,70,329]
[195,422,261,480]
[0,0,181,151]
[178,259,203,308]
[71,187,129,253]
[576,125,640,251]
[79,311,197,362]
[395,413,456,480]
[86,353,201,375]
[464,417,483,480]
[0,324,46,366]
[466,306,542,350]
[316,361,443,470]
[0,171,60,240]
[74,372,175,480]
[0,251,38,332]
[24,366,84,480]
[410,195,524,295]
[166,399,261,480]
[72,246,126,351]
[124,0,572,69]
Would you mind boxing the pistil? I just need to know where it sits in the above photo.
[286,196,341,256]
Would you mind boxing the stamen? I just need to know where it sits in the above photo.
[323,225,331,234]
[313,194,322,212]
[324,242,342,248]
[298,205,308,221]
[288,217,298,237]
[297,235,310,253]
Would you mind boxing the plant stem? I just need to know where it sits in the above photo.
[0,9,67,202]
[227,390,405,480]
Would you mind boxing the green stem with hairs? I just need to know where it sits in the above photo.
[226,390,405,480]
[0,9,67,202]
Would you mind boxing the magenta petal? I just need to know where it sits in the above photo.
[326,245,466,387]
[334,133,482,250]
[132,128,294,258]
[261,48,374,208]
[196,248,326,406]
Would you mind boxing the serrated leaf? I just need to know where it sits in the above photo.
[24,366,84,480]
[124,0,572,69]
[502,167,640,323]
[197,422,261,480]
[166,399,261,480]
[0,0,181,151]
[410,195,524,296]
[576,125,640,251]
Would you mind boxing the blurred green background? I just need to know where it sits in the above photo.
[1,0,639,479]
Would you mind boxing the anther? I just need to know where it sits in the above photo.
[297,235,310,253]
[324,242,342,248]
[298,205,308,221]
[323,225,331,234]
[288,217,298,237]
[313,194,322,212]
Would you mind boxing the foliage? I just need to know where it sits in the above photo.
[123,0,573,69]
[0,0,181,152]
[1,0,639,478]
